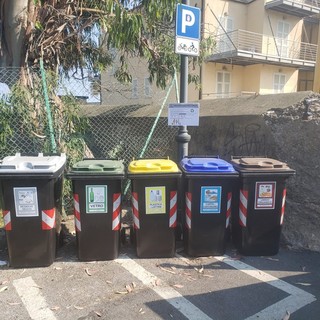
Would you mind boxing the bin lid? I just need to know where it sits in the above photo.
[230,157,295,174]
[180,157,236,173]
[0,153,66,174]
[70,159,125,175]
[128,159,180,174]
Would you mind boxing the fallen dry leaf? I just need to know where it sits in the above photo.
[115,291,128,295]
[8,302,21,306]
[85,268,92,276]
[132,282,137,288]
[172,284,184,288]
[50,306,60,311]
[0,286,8,293]
[187,277,197,281]
[171,266,177,271]
[94,311,102,317]
[125,284,133,293]
[106,280,112,284]
[155,279,161,286]
[295,282,312,286]
[194,266,204,273]
[74,305,84,310]
[159,266,176,274]
[282,310,290,320]
[139,308,145,315]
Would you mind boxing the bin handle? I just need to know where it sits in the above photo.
[82,158,122,161]
[19,152,62,157]
[183,155,220,159]
[231,155,267,160]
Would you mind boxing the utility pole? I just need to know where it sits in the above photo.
[176,0,191,161]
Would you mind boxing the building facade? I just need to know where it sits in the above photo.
[191,0,319,99]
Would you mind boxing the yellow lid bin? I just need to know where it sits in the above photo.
[128,158,180,174]
[127,158,181,258]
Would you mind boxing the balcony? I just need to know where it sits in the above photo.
[207,29,317,70]
[265,0,320,19]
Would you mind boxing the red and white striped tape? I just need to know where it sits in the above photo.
[73,193,81,232]
[169,191,177,228]
[112,193,121,231]
[185,192,192,230]
[280,189,287,225]
[132,192,140,229]
[2,210,11,231]
[226,192,232,229]
[239,189,248,227]
[42,208,56,230]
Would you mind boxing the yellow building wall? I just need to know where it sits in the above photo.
[259,65,298,94]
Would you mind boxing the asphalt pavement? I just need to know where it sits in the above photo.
[0,224,319,320]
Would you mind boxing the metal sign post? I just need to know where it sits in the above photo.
[175,0,201,161]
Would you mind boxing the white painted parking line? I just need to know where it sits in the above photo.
[13,276,57,320]
[116,254,214,320]
[211,255,316,320]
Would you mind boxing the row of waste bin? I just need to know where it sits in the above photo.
[0,153,295,268]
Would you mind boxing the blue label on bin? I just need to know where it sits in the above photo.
[200,186,222,214]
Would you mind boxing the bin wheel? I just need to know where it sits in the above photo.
[130,226,136,245]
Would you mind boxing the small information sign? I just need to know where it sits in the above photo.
[168,103,199,126]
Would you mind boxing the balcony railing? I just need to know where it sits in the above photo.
[265,0,320,6]
[212,29,317,64]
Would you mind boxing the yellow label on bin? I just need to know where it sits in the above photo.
[145,186,166,214]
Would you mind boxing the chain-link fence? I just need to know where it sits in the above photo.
[0,66,179,212]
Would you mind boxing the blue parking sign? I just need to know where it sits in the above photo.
[176,4,201,40]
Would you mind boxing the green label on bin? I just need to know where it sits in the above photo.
[86,185,108,213]
[200,186,221,214]
[145,186,166,214]
[14,187,39,217]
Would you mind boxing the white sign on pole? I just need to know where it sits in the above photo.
[175,4,201,56]
[168,103,199,126]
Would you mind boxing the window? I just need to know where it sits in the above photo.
[132,79,138,98]
[274,73,286,93]
[144,77,152,97]
[218,16,234,52]
[216,71,231,98]
[276,21,290,58]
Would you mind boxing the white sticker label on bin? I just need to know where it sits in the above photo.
[86,185,108,213]
[254,182,276,210]
[14,187,39,217]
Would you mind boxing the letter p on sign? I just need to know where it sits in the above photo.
[182,9,195,33]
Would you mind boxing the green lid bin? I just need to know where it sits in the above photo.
[67,159,125,261]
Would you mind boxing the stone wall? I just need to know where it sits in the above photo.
[185,93,320,252]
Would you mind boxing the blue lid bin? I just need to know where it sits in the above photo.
[179,157,239,257]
